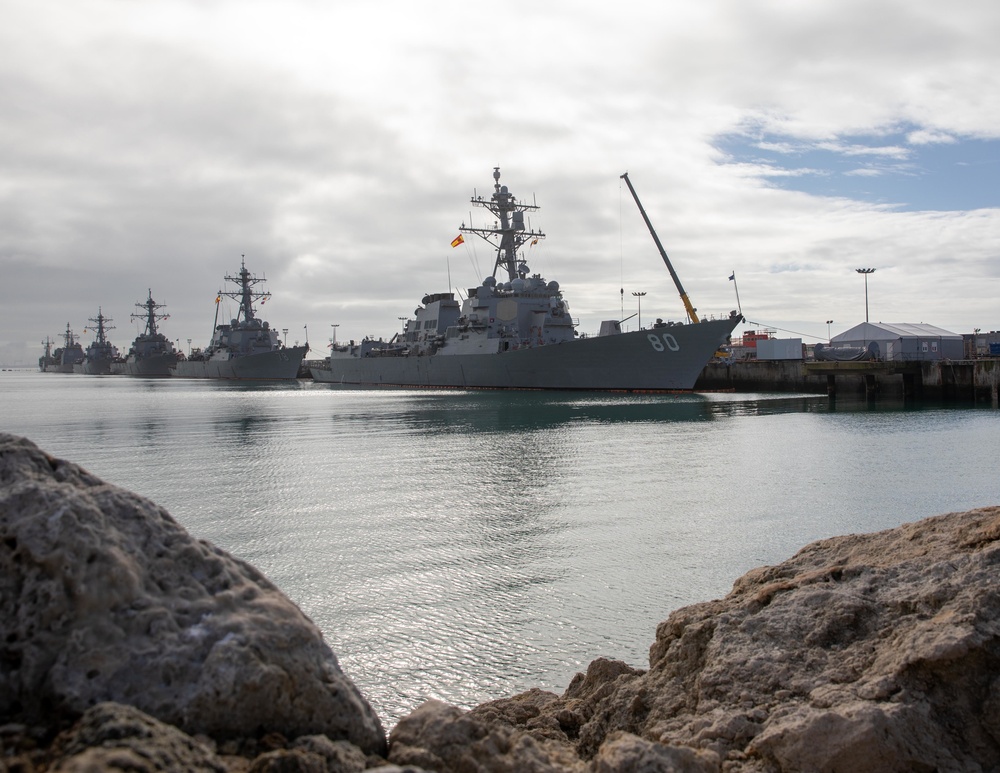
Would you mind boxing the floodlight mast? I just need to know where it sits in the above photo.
[620,172,700,324]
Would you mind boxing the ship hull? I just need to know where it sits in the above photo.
[44,363,77,374]
[312,318,737,391]
[74,358,116,375]
[118,353,181,377]
[171,345,308,380]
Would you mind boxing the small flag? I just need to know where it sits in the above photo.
[530,238,539,247]
[728,273,735,281]
[215,295,221,303]
[451,234,465,248]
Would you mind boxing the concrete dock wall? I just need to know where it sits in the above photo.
[696,361,823,393]
[696,359,1000,405]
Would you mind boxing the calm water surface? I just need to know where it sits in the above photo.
[3,371,999,726]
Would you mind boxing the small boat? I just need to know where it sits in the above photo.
[171,258,308,380]
[75,308,120,375]
[118,290,181,377]
[44,324,85,373]
[311,168,741,391]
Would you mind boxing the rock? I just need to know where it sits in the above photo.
[0,434,386,755]
[388,700,587,772]
[289,734,368,773]
[48,702,225,772]
[388,506,1000,771]
[366,766,436,773]
[247,748,327,773]
[590,731,719,772]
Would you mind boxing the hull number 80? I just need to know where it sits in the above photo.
[647,333,680,352]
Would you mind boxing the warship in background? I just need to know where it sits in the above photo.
[171,258,308,380]
[43,324,85,373]
[311,168,741,391]
[75,308,120,375]
[118,290,181,377]
[38,336,56,372]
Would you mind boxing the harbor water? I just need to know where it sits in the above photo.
[3,371,999,727]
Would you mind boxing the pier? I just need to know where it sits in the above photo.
[696,358,1000,406]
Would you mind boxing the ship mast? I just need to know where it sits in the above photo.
[84,309,114,344]
[222,255,271,324]
[459,167,546,282]
[131,289,169,337]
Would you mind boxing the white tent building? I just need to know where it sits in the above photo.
[832,322,964,362]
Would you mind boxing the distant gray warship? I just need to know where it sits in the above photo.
[75,308,120,375]
[44,324,85,373]
[38,336,56,372]
[118,290,181,377]
[171,258,307,380]
[311,168,741,391]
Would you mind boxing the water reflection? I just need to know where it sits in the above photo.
[323,390,718,433]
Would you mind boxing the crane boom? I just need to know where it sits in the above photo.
[620,172,700,324]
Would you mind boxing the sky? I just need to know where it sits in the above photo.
[2,0,999,365]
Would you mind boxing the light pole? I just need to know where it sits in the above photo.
[856,268,875,323]
[187,338,191,355]
[974,328,981,359]
[826,320,833,342]
[330,324,339,345]
[282,328,288,346]
[632,291,646,329]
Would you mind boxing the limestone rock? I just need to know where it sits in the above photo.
[247,747,327,773]
[389,506,1000,771]
[289,734,368,773]
[590,731,719,772]
[49,701,224,772]
[388,699,587,772]
[0,434,385,755]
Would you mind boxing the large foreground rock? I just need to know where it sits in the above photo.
[390,506,1000,771]
[0,433,386,755]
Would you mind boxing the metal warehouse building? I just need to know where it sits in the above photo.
[832,322,964,362]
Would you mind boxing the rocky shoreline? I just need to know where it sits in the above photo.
[3,432,999,772]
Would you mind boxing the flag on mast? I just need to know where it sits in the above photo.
[450,234,465,248]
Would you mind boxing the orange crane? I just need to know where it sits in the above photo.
[620,172,700,324]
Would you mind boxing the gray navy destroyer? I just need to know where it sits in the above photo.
[311,168,741,391]
[171,258,307,380]
[75,308,120,375]
[118,290,181,377]
[44,324,85,373]
[38,336,56,372]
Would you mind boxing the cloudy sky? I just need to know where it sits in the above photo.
[3,0,999,365]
